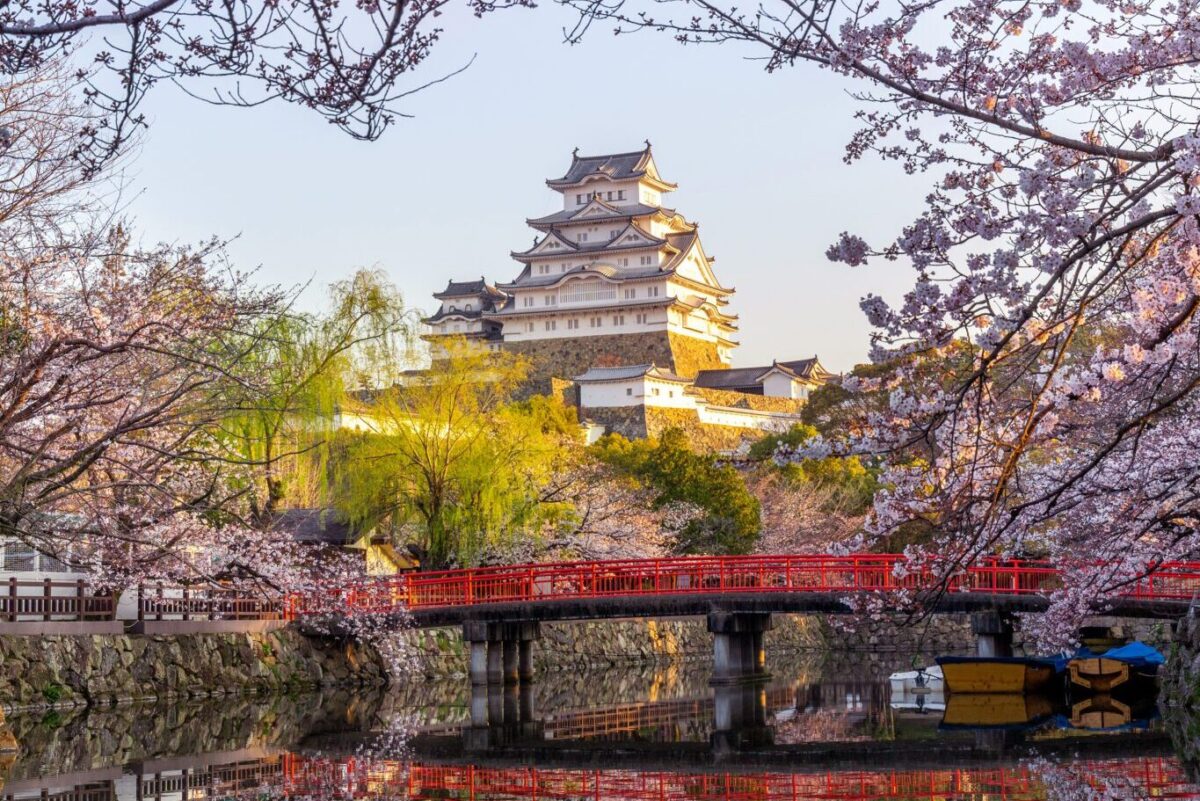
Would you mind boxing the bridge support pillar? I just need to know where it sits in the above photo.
[463,620,541,686]
[708,612,772,684]
[502,639,519,685]
[972,611,1014,658]
[518,639,535,682]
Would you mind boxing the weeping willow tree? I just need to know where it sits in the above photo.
[335,340,579,569]
[221,269,414,521]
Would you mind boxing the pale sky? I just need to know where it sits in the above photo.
[123,1,926,372]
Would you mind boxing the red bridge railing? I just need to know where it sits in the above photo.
[279,756,1200,801]
[299,554,1200,617]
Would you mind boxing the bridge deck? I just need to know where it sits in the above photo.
[301,555,1200,627]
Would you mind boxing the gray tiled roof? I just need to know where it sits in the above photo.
[271,508,355,545]
[692,367,771,390]
[693,357,829,390]
[424,307,484,323]
[549,148,651,186]
[574,363,690,383]
[511,224,667,259]
[497,263,668,289]
[775,358,826,378]
[527,202,670,227]
[434,278,507,300]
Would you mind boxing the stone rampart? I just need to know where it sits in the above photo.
[690,387,806,414]
[644,406,757,451]
[0,629,388,712]
[504,332,676,393]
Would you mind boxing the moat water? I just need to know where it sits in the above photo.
[2,651,1197,800]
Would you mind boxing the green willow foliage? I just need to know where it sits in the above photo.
[220,270,414,521]
[333,342,579,570]
[591,428,760,555]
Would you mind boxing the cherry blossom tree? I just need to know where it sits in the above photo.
[0,0,533,174]
[0,70,375,603]
[562,0,1200,641]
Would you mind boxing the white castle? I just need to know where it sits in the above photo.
[424,144,831,445]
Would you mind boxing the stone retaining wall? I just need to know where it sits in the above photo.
[690,387,806,414]
[1162,611,1199,772]
[645,406,756,451]
[0,630,388,712]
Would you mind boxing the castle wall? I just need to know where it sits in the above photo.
[645,407,758,452]
[503,331,678,390]
[690,387,806,414]
[667,332,726,378]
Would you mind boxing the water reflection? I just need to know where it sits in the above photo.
[1,654,1197,800]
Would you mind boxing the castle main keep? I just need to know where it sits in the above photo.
[423,144,831,446]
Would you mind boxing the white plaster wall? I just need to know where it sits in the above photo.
[642,378,698,409]
[697,405,801,431]
[762,372,799,399]
[499,310,668,341]
[578,378,646,407]
[562,179,644,208]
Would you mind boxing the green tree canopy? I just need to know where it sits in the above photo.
[334,341,579,569]
[219,269,414,521]
[591,428,760,555]
[748,424,878,515]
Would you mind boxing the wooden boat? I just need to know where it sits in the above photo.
[941,693,1055,729]
[936,656,1065,694]
[1069,694,1131,729]
[1067,641,1163,694]
[1068,657,1129,692]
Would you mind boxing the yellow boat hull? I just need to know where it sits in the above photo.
[943,693,1054,727]
[938,659,1059,694]
[1068,657,1130,692]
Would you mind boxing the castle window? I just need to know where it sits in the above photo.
[669,390,675,398]
[465,303,473,311]
[636,313,647,324]
[652,387,660,396]
[523,296,534,307]
[626,388,632,396]
[607,191,614,200]
[526,322,534,332]
[576,193,584,204]
[618,190,626,200]
[545,320,557,331]
[624,288,636,299]
[620,258,628,266]
[648,286,660,297]
[545,295,556,306]
[612,315,625,326]
[567,319,579,330]
[578,232,588,243]
[640,255,653,266]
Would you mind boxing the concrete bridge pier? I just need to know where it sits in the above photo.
[709,611,772,684]
[972,611,1014,658]
[464,620,541,686]
[464,682,543,751]
[711,681,774,753]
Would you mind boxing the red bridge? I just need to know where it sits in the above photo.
[279,756,1200,801]
[295,554,1200,686]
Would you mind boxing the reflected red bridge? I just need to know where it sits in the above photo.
[280,756,1200,801]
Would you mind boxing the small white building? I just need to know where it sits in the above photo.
[574,363,805,433]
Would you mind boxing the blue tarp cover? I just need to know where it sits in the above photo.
[1074,640,1165,668]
